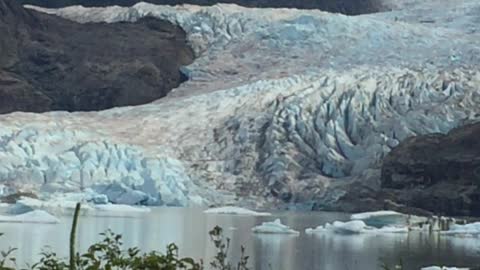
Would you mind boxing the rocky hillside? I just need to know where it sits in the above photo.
[380,122,480,217]
[1,0,480,215]
[0,0,193,113]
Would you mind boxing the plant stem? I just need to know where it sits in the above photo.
[69,202,81,270]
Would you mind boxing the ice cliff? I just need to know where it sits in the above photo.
[1,0,479,210]
[0,128,206,206]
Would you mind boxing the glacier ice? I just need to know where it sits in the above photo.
[350,211,415,227]
[252,219,299,235]
[441,222,480,237]
[0,210,59,224]
[305,220,408,235]
[4,1,480,210]
[204,206,271,216]
[421,267,470,270]
[0,128,209,207]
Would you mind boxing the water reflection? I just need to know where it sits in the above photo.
[253,234,298,270]
[0,208,478,270]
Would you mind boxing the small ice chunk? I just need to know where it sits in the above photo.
[94,204,151,213]
[374,226,409,233]
[350,211,406,227]
[0,210,59,224]
[422,267,470,270]
[204,206,271,216]
[252,219,299,235]
[327,220,367,234]
[441,222,480,236]
[350,210,403,220]
[13,197,94,214]
[306,220,408,234]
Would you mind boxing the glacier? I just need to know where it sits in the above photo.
[0,128,210,206]
[0,0,479,210]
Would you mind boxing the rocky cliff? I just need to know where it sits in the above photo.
[0,0,193,113]
[380,122,480,216]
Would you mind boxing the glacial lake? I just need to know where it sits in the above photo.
[0,208,479,269]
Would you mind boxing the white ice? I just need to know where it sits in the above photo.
[421,267,470,270]
[94,204,151,213]
[204,206,271,216]
[441,222,480,236]
[350,211,404,220]
[0,210,59,224]
[350,211,409,227]
[252,219,299,235]
[306,220,408,234]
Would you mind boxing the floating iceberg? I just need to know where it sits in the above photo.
[9,197,91,214]
[306,220,408,235]
[94,204,151,213]
[350,211,404,220]
[350,211,408,227]
[252,219,299,235]
[441,222,480,236]
[204,206,271,216]
[421,267,470,270]
[10,197,94,215]
[0,210,59,224]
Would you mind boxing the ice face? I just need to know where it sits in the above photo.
[0,128,208,207]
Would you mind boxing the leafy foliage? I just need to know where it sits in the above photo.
[208,226,249,270]
[29,230,203,270]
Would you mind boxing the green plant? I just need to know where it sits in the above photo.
[0,233,16,270]
[70,203,81,270]
[209,226,249,270]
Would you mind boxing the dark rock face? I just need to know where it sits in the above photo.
[380,122,480,217]
[0,0,194,113]
[18,0,383,15]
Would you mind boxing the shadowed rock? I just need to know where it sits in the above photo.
[0,0,194,113]
[381,122,480,217]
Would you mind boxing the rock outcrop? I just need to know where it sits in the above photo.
[0,0,193,113]
[381,122,480,217]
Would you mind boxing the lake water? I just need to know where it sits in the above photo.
[0,208,479,269]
